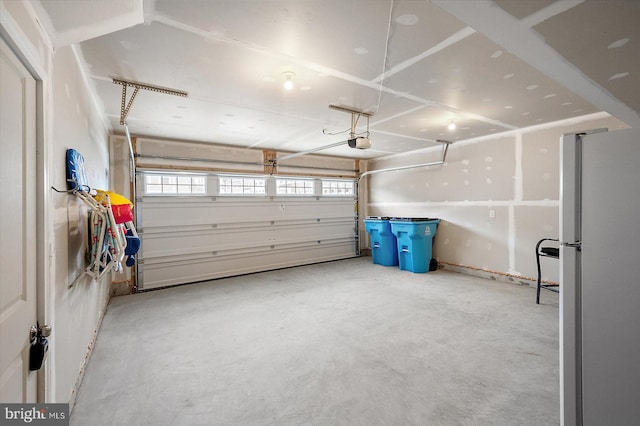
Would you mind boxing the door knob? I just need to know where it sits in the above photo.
[40,324,52,337]
[29,323,51,371]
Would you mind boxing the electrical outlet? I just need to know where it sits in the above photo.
[489,209,496,218]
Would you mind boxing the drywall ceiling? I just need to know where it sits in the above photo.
[35,0,639,159]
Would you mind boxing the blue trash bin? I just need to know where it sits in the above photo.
[364,217,398,266]
[390,218,440,273]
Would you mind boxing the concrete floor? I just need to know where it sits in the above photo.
[71,257,559,426]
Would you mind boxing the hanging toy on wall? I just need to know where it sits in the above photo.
[94,191,140,269]
[94,190,134,224]
[123,221,140,267]
[61,148,140,278]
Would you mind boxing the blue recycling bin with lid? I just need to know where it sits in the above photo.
[364,217,398,266]
[390,218,440,273]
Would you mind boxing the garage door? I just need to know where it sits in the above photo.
[135,171,358,290]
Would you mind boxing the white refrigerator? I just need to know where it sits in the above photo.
[560,127,640,426]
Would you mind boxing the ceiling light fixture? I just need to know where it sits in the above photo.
[447,120,457,131]
[282,72,295,90]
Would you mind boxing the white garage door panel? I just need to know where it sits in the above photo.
[143,237,355,265]
[141,220,355,258]
[137,180,358,290]
[140,198,354,227]
[140,239,355,289]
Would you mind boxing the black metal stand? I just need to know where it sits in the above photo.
[536,238,559,304]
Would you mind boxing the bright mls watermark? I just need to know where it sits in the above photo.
[1,404,68,425]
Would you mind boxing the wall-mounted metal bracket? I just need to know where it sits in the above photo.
[328,104,373,118]
[329,104,372,140]
[113,78,188,125]
[358,139,452,183]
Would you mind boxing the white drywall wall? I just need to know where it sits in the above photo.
[50,45,110,404]
[2,0,111,406]
[366,114,628,284]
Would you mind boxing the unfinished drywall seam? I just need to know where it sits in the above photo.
[372,26,476,83]
[143,0,157,24]
[508,132,523,275]
[369,200,559,207]
[370,104,429,127]
[370,111,610,163]
[508,205,517,274]
[520,0,585,27]
[372,128,440,144]
[70,44,111,133]
[515,132,523,201]
[20,0,55,52]
[52,5,144,48]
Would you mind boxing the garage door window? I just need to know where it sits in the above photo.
[322,180,354,196]
[276,178,314,195]
[219,177,266,195]
[144,174,206,195]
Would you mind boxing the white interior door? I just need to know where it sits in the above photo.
[0,37,38,403]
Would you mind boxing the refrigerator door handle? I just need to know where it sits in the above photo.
[561,241,582,250]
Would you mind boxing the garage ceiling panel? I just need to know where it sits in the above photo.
[31,0,640,159]
[155,0,392,81]
[492,0,556,20]
[383,33,599,129]
[534,0,640,114]
[383,0,468,71]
